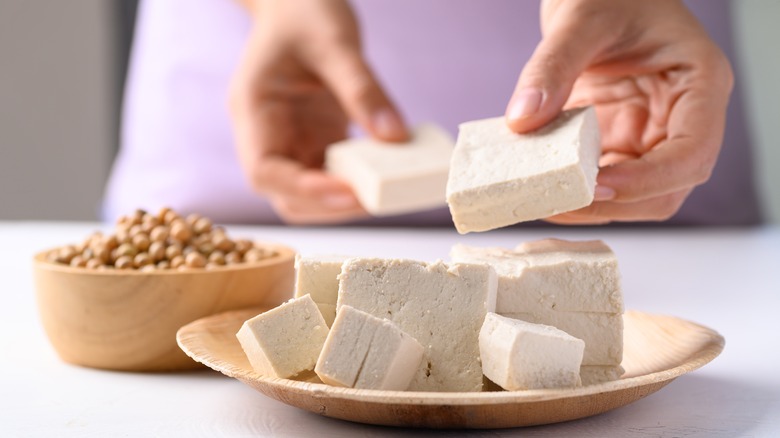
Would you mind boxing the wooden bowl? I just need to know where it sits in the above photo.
[177,309,724,428]
[33,243,295,372]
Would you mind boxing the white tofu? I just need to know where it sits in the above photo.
[446,106,601,233]
[236,295,329,378]
[450,239,623,314]
[294,254,351,305]
[316,303,337,328]
[337,258,497,392]
[502,312,622,365]
[325,123,454,216]
[479,313,584,390]
[580,365,624,385]
[314,304,377,388]
[315,305,424,390]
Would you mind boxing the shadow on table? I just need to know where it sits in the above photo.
[235,374,777,438]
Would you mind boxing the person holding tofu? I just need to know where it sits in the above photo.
[103,0,761,227]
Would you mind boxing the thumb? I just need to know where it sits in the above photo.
[318,48,409,142]
[505,22,611,133]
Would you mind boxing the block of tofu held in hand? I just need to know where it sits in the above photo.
[315,305,424,390]
[337,258,497,392]
[236,294,329,378]
[479,313,585,390]
[446,106,601,233]
[325,123,454,216]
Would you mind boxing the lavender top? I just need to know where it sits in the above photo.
[102,0,762,226]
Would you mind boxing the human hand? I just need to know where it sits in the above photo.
[230,0,408,224]
[505,0,733,224]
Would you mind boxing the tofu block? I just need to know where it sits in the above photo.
[580,365,625,385]
[236,295,328,378]
[502,312,622,365]
[325,123,454,216]
[294,254,351,305]
[450,239,623,314]
[316,303,337,328]
[315,305,424,390]
[446,106,600,233]
[479,313,585,390]
[337,258,497,392]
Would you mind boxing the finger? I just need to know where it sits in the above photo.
[257,159,369,224]
[229,77,365,224]
[272,195,369,225]
[251,157,359,206]
[543,215,612,226]
[597,82,729,203]
[506,8,616,133]
[316,47,409,142]
[271,169,369,224]
[547,188,692,223]
[233,110,364,211]
[599,151,639,167]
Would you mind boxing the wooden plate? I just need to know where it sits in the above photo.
[176,309,724,429]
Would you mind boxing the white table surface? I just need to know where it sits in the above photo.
[1,221,779,437]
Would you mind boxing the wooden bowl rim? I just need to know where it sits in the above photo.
[33,242,296,276]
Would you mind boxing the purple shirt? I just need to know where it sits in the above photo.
[103,0,762,226]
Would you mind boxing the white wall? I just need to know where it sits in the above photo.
[733,0,780,223]
[0,0,115,221]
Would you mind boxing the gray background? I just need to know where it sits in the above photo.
[1,0,778,223]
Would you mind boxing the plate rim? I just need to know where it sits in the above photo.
[176,308,725,406]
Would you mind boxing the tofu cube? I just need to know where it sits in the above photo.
[337,258,497,392]
[503,311,623,365]
[315,305,424,390]
[236,295,328,378]
[316,303,337,328]
[294,254,351,305]
[450,239,623,314]
[325,123,454,216]
[580,365,625,385]
[451,239,623,371]
[479,313,585,390]
[446,106,600,233]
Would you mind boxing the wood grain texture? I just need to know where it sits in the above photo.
[34,244,295,372]
[177,309,724,428]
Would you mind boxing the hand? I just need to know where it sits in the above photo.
[505,0,733,224]
[230,0,408,224]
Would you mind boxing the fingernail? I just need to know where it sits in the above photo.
[323,193,359,209]
[594,185,616,201]
[372,109,407,141]
[507,88,543,121]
